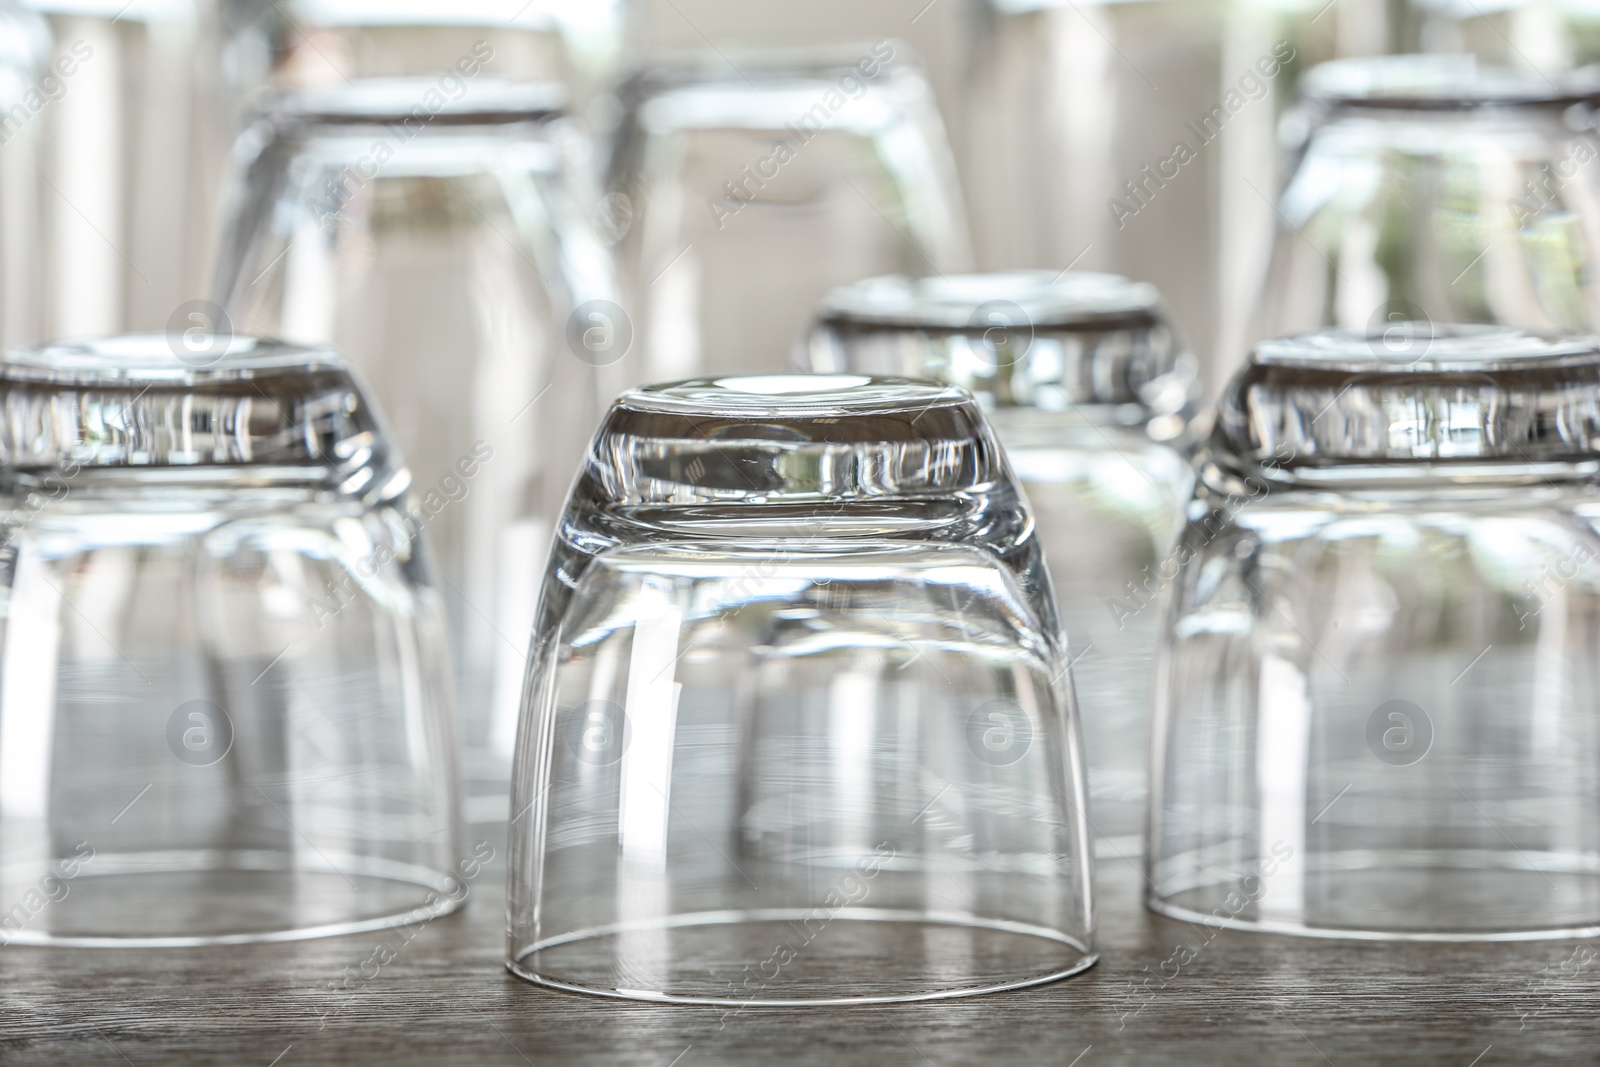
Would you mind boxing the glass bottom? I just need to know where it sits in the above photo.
[0,850,464,947]
[1151,849,1600,941]
[509,909,1096,1005]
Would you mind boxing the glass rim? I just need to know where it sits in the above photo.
[1147,894,1600,943]
[0,851,466,948]
[507,911,1097,1005]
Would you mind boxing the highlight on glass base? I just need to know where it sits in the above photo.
[0,334,463,946]
[1150,323,1600,941]
[507,373,1095,1003]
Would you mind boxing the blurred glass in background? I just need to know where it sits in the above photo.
[2,0,234,345]
[603,44,969,381]
[808,271,1197,852]
[1252,55,1600,341]
[962,0,1600,399]
[214,79,620,812]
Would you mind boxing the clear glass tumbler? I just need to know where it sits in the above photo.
[507,374,1094,1003]
[1253,55,1600,344]
[1151,321,1600,939]
[603,45,971,382]
[0,334,460,945]
[215,78,619,812]
[806,271,1197,854]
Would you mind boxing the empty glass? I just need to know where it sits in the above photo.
[604,45,970,382]
[507,374,1094,1003]
[215,79,619,813]
[1151,322,1600,939]
[807,271,1197,853]
[0,334,460,945]
[1253,55,1600,345]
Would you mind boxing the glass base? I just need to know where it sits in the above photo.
[1151,851,1600,941]
[0,850,465,947]
[509,909,1096,1005]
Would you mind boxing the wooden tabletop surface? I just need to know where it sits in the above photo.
[4,817,1599,1066]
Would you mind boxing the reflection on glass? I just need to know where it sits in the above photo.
[1254,55,1600,343]
[0,335,459,944]
[1152,322,1600,939]
[215,79,620,810]
[507,374,1094,1003]
[605,44,970,381]
[807,270,1197,852]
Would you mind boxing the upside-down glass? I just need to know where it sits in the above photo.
[1151,322,1600,939]
[604,45,970,382]
[806,271,1197,853]
[1253,55,1600,345]
[507,374,1094,1003]
[0,334,460,945]
[215,79,619,812]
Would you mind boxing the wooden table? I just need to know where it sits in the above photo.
[5,819,1598,1065]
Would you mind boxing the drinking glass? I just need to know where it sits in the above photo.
[806,271,1196,854]
[0,334,460,945]
[215,78,620,814]
[507,373,1094,1003]
[603,44,970,382]
[1253,55,1600,345]
[1151,321,1600,939]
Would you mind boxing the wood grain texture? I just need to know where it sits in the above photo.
[3,819,1598,1066]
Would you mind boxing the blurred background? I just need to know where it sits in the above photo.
[5,0,1600,383]
[6,0,1600,806]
